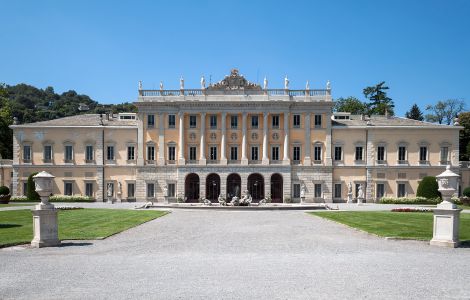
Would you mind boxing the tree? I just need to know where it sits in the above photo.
[458,112,470,161]
[416,176,440,199]
[425,99,466,125]
[333,97,368,114]
[27,172,41,201]
[0,84,13,159]
[363,81,395,115]
[405,104,424,121]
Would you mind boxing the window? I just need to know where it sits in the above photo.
[210,146,217,161]
[419,146,428,162]
[23,182,28,196]
[272,146,279,161]
[293,146,301,162]
[168,114,176,128]
[377,146,385,162]
[127,146,135,160]
[147,114,155,128]
[314,184,322,198]
[147,146,155,161]
[272,115,279,128]
[23,145,31,161]
[230,146,238,161]
[398,146,407,162]
[397,183,406,198]
[251,115,259,128]
[189,146,197,161]
[189,115,197,128]
[64,182,73,196]
[44,145,52,162]
[293,114,301,128]
[314,145,322,161]
[85,182,93,197]
[210,115,217,129]
[127,183,135,198]
[86,145,94,161]
[251,146,259,161]
[440,147,449,164]
[355,146,363,161]
[314,114,322,127]
[293,183,301,198]
[65,145,73,162]
[334,146,342,161]
[168,183,176,197]
[147,183,155,198]
[168,146,176,161]
[334,183,342,198]
[376,183,385,199]
[107,146,115,161]
[231,115,238,129]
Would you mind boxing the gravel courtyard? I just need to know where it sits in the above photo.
[1,209,469,299]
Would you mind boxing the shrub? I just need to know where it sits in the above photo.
[27,173,41,201]
[49,195,94,202]
[379,197,441,205]
[463,186,470,197]
[391,207,433,212]
[0,186,10,195]
[416,176,440,199]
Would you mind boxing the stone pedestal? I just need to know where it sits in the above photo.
[117,192,122,203]
[357,197,364,205]
[300,196,305,204]
[430,207,462,248]
[347,193,353,203]
[31,207,61,248]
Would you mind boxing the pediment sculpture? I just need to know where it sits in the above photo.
[208,69,261,91]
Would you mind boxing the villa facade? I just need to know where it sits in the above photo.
[9,69,465,202]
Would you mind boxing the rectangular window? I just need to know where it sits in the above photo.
[314,184,322,198]
[355,146,363,161]
[398,146,407,162]
[272,146,279,161]
[86,145,94,161]
[147,114,155,128]
[293,146,301,161]
[127,183,135,198]
[147,183,155,198]
[168,146,176,161]
[85,182,93,197]
[44,145,52,161]
[189,146,197,161]
[293,183,301,198]
[272,115,279,128]
[230,146,238,161]
[377,146,385,162]
[210,115,217,129]
[398,183,406,198]
[293,114,301,128]
[440,147,449,164]
[107,146,115,161]
[189,115,197,128]
[314,146,322,161]
[168,183,176,197]
[127,146,135,160]
[231,115,238,129]
[147,146,155,161]
[23,182,28,196]
[65,145,73,161]
[251,146,259,161]
[376,183,385,199]
[168,114,176,128]
[334,146,342,161]
[334,183,342,198]
[251,115,259,129]
[23,145,31,161]
[210,146,217,161]
[314,114,322,127]
[419,146,427,162]
[64,182,73,196]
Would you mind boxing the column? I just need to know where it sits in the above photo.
[157,113,165,165]
[137,113,145,166]
[220,112,227,164]
[325,112,332,166]
[241,112,248,165]
[283,111,290,165]
[178,112,185,165]
[303,112,311,166]
[199,112,206,165]
[262,112,269,165]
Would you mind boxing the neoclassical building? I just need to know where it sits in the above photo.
[9,69,465,203]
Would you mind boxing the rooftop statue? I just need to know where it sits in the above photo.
[284,75,289,89]
[200,76,205,89]
[180,76,184,90]
[160,81,163,91]
[208,68,261,91]
[138,80,142,90]
[263,76,268,90]
[306,80,310,90]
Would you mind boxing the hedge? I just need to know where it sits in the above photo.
[379,197,441,205]
[416,176,440,199]
[10,195,95,202]
[463,187,470,198]
[26,173,40,201]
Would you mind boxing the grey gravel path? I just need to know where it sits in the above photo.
[1,209,469,299]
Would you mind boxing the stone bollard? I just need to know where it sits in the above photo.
[430,166,462,248]
[31,171,61,248]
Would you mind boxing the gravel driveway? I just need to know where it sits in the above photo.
[1,209,469,299]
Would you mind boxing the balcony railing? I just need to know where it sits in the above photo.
[140,89,330,97]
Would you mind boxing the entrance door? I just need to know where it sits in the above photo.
[247,173,264,202]
[226,173,241,200]
[270,173,283,203]
[185,173,200,202]
[206,173,220,202]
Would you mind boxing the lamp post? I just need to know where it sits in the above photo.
[31,171,61,248]
[430,165,462,248]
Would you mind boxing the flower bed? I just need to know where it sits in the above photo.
[10,195,95,202]
[391,207,433,213]
[379,197,440,205]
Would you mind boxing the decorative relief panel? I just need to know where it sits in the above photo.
[210,133,217,141]
[272,133,279,141]
[231,133,238,141]
[189,132,196,141]
[251,133,258,141]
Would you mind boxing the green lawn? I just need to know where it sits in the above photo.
[0,204,34,207]
[310,211,470,241]
[0,209,168,248]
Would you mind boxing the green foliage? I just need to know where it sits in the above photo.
[463,187,470,198]
[416,176,440,199]
[49,195,95,202]
[26,172,41,201]
[333,96,368,114]
[363,81,395,115]
[405,104,424,121]
[0,186,10,195]
[458,112,470,161]
[425,99,466,125]
[379,197,441,205]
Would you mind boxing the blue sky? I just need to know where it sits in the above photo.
[1,0,469,116]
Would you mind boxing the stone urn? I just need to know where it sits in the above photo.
[0,194,11,204]
[435,165,460,209]
[33,171,55,209]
